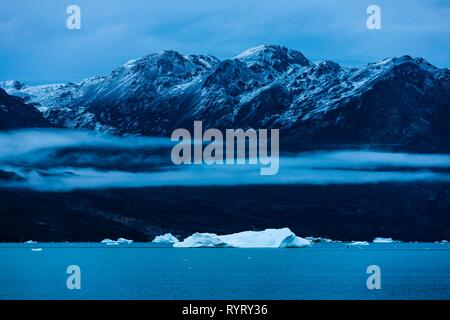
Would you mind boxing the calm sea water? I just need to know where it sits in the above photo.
[0,243,449,300]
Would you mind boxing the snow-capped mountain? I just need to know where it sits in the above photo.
[2,44,450,152]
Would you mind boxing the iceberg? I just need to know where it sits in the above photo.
[31,248,43,252]
[101,239,119,246]
[24,240,37,244]
[220,228,311,248]
[117,238,133,244]
[152,233,179,243]
[174,228,312,248]
[347,241,369,247]
[305,236,333,243]
[373,237,395,243]
[174,233,229,248]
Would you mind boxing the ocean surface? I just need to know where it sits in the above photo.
[0,242,449,300]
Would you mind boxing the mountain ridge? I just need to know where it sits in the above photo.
[2,44,449,152]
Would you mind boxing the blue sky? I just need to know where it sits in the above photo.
[1,0,449,84]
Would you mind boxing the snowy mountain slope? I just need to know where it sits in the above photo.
[2,45,449,152]
[286,56,450,152]
[0,88,52,130]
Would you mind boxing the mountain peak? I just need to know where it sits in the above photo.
[235,44,285,58]
[235,44,310,71]
[393,55,438,72]
[368,55,438,73]
[115,50,220,79]
[0,80,26,91]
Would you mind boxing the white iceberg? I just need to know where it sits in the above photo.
[24,240,37,244]
[174,228,312,248]
[305,236,333,243]
[174,233,229,248]
[101,239,119,246]
[31,248,43,252]
[347,241,370,247]
[347,241,369,247]
[152,233,179,243]
[373,237,395,243]
[220,228,311,248]
[117,238,133,244]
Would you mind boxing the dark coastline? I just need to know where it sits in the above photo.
[1,183,449,243]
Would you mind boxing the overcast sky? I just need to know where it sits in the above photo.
[1,0,449,84]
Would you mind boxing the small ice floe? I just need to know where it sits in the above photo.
[174,228,312,248]
[152,233,179,243]
[373,237,395,244]
[101,239,119,246]
[24,240,37,244]
[117,238,133,244]
[347,241,370,247]
[305,236,333,243]
[441,240,449,244]
[31,248,43,252]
